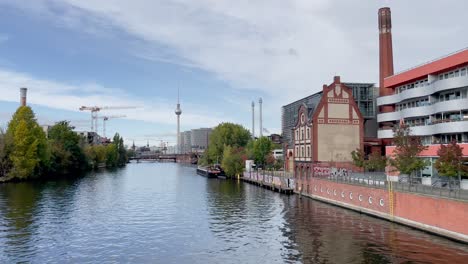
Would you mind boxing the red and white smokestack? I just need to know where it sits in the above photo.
[20,87,27,106]
[378,7,395,112]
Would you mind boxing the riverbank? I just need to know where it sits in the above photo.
[295,177,468,244]
[0,164,125,184]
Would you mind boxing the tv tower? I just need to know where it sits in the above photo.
[175,88,182,154]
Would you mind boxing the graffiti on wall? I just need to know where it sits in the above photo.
[330,167,351,178]
[313,167,330,177]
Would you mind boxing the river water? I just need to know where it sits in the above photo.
[0,163,467,263]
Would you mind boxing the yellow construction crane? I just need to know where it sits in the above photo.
[79,106,136,134]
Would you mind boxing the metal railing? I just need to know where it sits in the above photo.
[312,171,468,201]
[388,47,468,77]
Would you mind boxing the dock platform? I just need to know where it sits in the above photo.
[242,171,295,195]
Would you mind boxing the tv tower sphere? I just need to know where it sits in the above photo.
[175,104,182,115]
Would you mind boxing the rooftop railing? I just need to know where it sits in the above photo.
[385,47,468,78]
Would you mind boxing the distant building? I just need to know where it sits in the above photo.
[181,131,192,153]
[191,128,212,153]
[75,131,102,145]
[267,134,282,144]
[272,149,283,160]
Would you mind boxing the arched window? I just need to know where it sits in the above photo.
[301,146,304,157]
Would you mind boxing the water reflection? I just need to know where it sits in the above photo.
[282,196,468,263]
[0,163,467,263]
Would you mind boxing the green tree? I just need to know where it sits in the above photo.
[6,106,50,179]
[221,145,245,177]
[434,141,468,188]
[85,145,107,169]
[389,123,428,184]
[0,128,12,178]
[113,133,127,166]
[105,143,119,167]
[48,121,88,175]
[206,123,251,164]
[351,148,366,170]
[273,158,284,171]
[251,136,273,168]
[127,149,136,159]
[366,150,387,172]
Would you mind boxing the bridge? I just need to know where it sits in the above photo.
[130,153,199,164]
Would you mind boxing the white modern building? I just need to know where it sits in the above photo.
[377,48,468,177]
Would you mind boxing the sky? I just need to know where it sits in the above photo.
[0,0,467,146]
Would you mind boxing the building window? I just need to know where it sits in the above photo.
[301,146,304,157]
[306,128,309,139]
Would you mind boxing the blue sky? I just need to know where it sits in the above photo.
[0,0,467,146]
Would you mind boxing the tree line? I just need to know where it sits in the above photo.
[0,106,128,182]
[199,122,282,178]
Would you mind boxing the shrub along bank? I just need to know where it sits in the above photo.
[0,106,128,182]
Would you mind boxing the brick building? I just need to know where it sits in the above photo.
[289,76,364,177]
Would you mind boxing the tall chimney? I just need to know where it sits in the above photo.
[259,97,263,137]
[20,87,27,106]
[378,7,394,112]
[251,101,255,139]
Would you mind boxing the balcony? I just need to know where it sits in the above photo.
[377,98,468,122]
[378,119,468,138]
[377,75,468,106]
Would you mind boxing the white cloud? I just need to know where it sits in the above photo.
[0,68,229,127]
[1,0,467,136]
[5,0,466,103]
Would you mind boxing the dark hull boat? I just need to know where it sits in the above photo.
[197,166,221,178]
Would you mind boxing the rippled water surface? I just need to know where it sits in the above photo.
[1,163,467,263]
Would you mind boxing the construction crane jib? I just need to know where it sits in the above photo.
[79,106,136,135]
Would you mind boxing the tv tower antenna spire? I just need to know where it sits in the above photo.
[175,86,182,154]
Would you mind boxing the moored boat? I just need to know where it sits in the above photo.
[197,166,222,178]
